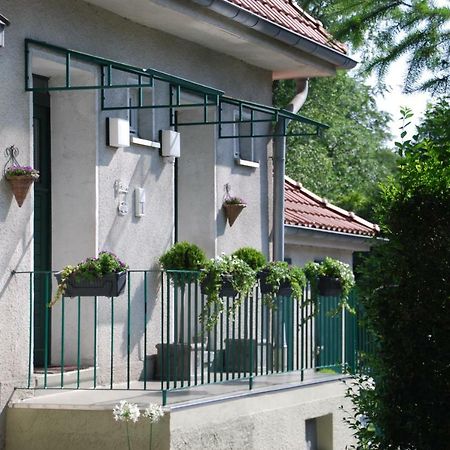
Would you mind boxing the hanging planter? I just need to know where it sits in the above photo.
[223,197,247,226]
[3,145,39,207]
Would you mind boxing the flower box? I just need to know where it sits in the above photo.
[317,276,342,297]
[200,274,238,297]
[258,269,293,297]
[54,271,127,298]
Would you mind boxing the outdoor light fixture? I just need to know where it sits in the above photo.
[0,14,10,48]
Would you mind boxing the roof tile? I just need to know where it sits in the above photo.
[227,0,347,54]
[284,177,379,236]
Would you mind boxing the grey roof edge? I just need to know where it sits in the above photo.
[189,0,357,70]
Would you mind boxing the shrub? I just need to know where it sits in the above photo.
[231,247,266,271]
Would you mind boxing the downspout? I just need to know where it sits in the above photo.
[273,79,308,261]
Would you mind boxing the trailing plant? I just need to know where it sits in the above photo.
[260,261,306,307]
[50,251,128,306]
[199,254,256,329]
[304,257,355,312]
[231,247,266,271]
[159,241,206,283]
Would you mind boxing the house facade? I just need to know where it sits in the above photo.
[0,1,359,448]
[284,176,380,267]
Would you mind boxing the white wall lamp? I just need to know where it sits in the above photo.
[0,14,10,48]
[107,118,130,148]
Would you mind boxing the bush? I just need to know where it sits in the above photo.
[159,241,206,271]
[231,247,266,271]
[355,101,450,449]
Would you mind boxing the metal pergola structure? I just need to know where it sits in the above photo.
[25,39,328,138]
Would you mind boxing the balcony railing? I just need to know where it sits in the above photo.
[14,269,373,403]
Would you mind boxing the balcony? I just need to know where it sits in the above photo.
[11,269,372,405]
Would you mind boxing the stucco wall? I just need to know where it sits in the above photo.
[286,243,354,268]
[0,0,272,446]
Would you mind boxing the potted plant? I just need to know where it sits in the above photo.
[50,251,128,306]
[304,257,355,300]
[4,165,39,207]
[223,196,246,226]
[159,241,206,284]
[231,247,266,272]
[259,261,306,303]
[199,254,256,329]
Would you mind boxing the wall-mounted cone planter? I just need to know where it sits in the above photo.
[223,203,246,226]
[6,175,37,207]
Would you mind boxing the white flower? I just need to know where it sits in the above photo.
[361,377,375,391]
[113,400,141,423]
[356,414,369,428]
[143,403,164,423]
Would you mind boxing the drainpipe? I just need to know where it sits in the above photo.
[273,79,308,261]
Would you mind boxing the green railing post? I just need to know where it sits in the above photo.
[60,297,65,388]
[77,296,81,388]
[27,273,33,389]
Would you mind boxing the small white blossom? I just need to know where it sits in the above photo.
[143,403,164,423]
[113,400,141,423]
[356,414,369,428]
[361,377,375,391]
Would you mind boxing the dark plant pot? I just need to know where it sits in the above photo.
[155,343,191,381]
[317,276,342,296]
[223,203,246,226]
[55,271,127,298]
[224,338,257,373]
[201,274,238,297]
[258,269,293,297]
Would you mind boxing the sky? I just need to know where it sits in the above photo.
[372,61,432,144]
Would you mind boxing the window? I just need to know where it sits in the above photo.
[234,111,257,164]
[127,85,154,141]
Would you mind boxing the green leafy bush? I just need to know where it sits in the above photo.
[159,241,206,271]
[231,247,266,271]
[355,100,450,448]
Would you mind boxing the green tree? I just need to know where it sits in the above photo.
[298,0,450,94]
[356,98,450,449]
[274,72,396,221]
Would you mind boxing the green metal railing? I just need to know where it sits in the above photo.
[14,269,372,403]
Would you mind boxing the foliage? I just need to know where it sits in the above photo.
[5,165,39,178]
[274,72,396,221]
[159,241,206,272]
[260,261,306,305]
[304,257,355,299]
[50,251,127,306]
[231,247,267,271]
[342,375,381,450]
[298,0,450,94]
[356,99,450,448]
[199,254,256,329]
[223,196,246,205]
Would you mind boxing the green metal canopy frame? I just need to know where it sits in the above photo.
[25,39,328,138]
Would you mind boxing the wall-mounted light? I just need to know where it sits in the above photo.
[0,14,10,48]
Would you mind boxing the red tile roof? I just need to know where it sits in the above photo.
[227,0,347,54]
[285,177,379,237]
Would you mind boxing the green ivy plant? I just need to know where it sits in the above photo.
[304,257,355,312]
[231,247,266,271]
[199,254,256,329]
[159,241,206,283]
[260,261,306,307]
[50,251,128,307]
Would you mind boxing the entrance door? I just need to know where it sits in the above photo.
[33,75,52,367]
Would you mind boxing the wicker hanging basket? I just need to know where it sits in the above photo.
[6,174,37,207]
[223,203,246,226]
